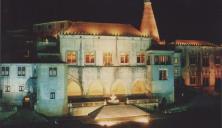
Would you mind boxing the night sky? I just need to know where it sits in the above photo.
[2,0,222,42]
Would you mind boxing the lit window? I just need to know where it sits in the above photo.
[0,66,9,76]
[154,56,171,65]
[103,52,112,66]
[85,52,95,64]
[18,67,26,76]
[5,86,10,92]
[120,53,129,64]
[49,67,57,77]
[137,52,145,64]
[202,56,209,67]
[190,70,197,85]
[19,86,24,92]
[159,70,167,80]
[66,51,77,64]
[50,92,55,99]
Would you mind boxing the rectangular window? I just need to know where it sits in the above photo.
[190,56,196,65]
[154,56,171,65]
[120,53,129,64]
[18,67,26,76]
[215,56,221,64]
[50,92,55,99]
[203,77,209,87]
[60,23,64,29]
[202,56,209,67]
[0,90,2,98]
[147,56,150,65]
[190,77,196,84]
[66,51,77,64]
[159,70,167,80]
[190,70,197,85]
[103,52,112,66]
[137,53,145,64]
[85,52,95,64]
[5,86,10,92]
[174,67,180,76]
[0,66,9,76]
[49,67,57,77]
[19,86,24,92]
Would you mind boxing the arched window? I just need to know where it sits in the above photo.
[137,52,145,64]
[120,52,129,64]
[103,52,112,66]
[85,51,95,64]
[66,51,77,64]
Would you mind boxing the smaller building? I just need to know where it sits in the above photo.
[35,63,68,116]
[146,50,175,102]
[0,64,35,105]
[175,40,222,93]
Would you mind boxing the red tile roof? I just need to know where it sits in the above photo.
[176,40,218,47]
[63,21,143,37]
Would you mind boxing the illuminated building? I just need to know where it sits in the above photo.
[0,0,221,117]
[175,40,222,92]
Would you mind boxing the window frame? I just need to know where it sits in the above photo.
[50,92,55,99]
[66,51,77,64]
[17,66,26,76]
[103,52,112,66]
[19,86,24,92]
[85,51,96,65]
[154,55,171,65]
[5,86,10,92]
[120,52,129,64]
[49,67,57,77]
[215,56,221,65]
[202,55,209,67]
[159,69,168,80]
[136,52,145,64]
[0,66,9,76]
[0,90,2,98]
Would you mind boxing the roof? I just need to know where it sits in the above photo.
[63,21,143,37]
[176,40,218,47]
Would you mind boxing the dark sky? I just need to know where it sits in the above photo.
[2,0,222,42]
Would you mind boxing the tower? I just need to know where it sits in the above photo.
[140,0,160,41]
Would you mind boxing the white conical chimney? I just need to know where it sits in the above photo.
[140,0,160,41]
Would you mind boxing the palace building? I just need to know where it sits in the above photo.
[0,0,221,116]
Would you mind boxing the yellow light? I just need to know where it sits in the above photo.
[25,97,30,102]
[97,121,119,127]
[133,116,150,123]
[97,116,150,127]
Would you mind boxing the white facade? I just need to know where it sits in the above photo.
[35,64,68,116]
[60,35,150,66]
[0,64,34,105]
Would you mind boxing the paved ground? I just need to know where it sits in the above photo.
[1,109,50,128]
[0,92,221,128]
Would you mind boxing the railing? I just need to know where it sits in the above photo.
[69,101,105,108]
